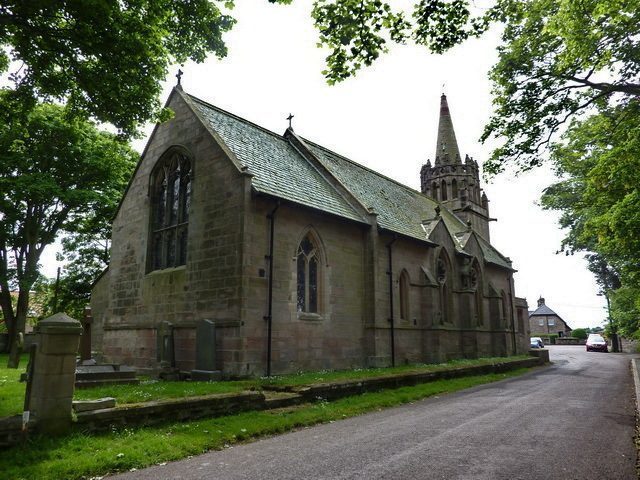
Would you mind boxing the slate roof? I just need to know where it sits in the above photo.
[529,304,561,317]
[189,95,365,224]
[185,91,513,270]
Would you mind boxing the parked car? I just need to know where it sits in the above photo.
[586,334,608,352]
[530,337,544,349]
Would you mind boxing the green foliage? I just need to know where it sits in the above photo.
[0,354,27,418]
[0,1,235,134]
[311,0,495,85]
[541,102,640,337]
[0,94,137,361]
[310,0,640,172]
[312,0,411,84]
[571,328,588,340]
[482,0,640,173]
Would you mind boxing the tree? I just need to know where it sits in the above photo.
[311,0,640,173]
[0,1,235,134]
[541,102,640,338]
[0,93,137,367]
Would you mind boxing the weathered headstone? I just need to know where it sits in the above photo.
[191,319,221,381]
[156,321,175,368]
[27,313,82,435]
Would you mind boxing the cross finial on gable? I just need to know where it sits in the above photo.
[176,69,184,86]
[287,113,294,129]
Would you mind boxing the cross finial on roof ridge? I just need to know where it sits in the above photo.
[176,69,183,86]
[287,113,294,130]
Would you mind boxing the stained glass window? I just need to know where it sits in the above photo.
[149,151,191,271]
[296,234,320,313]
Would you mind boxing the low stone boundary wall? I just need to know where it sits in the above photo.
[267,358,544,401]
[74,391,265,432]
[1,356,544,447]
[555,338,586,346]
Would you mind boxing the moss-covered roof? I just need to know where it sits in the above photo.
[186,92,513,270]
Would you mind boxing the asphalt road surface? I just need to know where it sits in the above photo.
[111,347,637,480]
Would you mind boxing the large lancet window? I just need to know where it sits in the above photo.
[297,234,321,313]
[150,151,192,271]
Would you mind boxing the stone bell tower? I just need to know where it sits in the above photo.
[420,94,492,241]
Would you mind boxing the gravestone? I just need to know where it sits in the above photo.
[27,313,82,435]
[191,319,221,381]
[156,321,175,368]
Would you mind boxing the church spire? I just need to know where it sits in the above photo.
[435,94,461,164]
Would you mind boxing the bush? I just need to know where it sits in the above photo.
[571,328,588,340]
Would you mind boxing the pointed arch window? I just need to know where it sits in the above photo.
[451,179,458,198]
[399,270,410,321]
[431,182,438,200]
[441,180,448,200]
[297,234,321,313]
[149,150,192,271]
[437,254,452,324]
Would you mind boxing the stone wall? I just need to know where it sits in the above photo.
[94,90,247,373]
[241,199,369,375]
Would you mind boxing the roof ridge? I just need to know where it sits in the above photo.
[302,138,442,206]
[187,93,286,142]
[188,92,454,222]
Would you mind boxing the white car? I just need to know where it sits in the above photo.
[530,337,544,349]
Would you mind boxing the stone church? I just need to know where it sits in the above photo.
[90,86,530,377]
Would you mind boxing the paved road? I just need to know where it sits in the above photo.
[111,347,637,480]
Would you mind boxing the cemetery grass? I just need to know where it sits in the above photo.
[0,354,27,418]
[0,368,530,480]
[0,354,530,417]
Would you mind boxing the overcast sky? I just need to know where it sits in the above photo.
[40,1,608,328]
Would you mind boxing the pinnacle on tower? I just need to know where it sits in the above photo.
[435,94,462,164]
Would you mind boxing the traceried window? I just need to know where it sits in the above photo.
[297,234,320,313]
[149,151,192,271]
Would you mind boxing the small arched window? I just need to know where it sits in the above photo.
[441,180,448,200]
[431,182,438,200]
[297,234,321,313]
[437,253,452,324]
[399,270,410,321]
[150,150,192,271]
[451,179,458,198]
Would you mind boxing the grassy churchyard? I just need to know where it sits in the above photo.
[0,354,535,479]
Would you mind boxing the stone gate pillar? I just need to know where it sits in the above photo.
[28,313,82,435]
